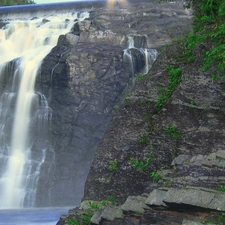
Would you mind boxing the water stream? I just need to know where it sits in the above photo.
[123,36,158,76]
[0,2,158,224]
[0,7,89,209]
[0,207,71,225]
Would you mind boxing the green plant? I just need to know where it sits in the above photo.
[138,136,148,144]
[150,171,163,183]
[80,214,91,225]
[160,0,225,80]
[216,213,225,224]
[66,217,81,225]
[88,201,99,210]
[67,198,116,225]
[202,213,225,225]
[0,0,35,6]
[114,105,119,109]
[216,185,225,192]
[109,196,116,205]
[100,200,108,206]
[190,100,196,105]
[184,2,225,79]
[108,159,119,172]
[136,75,144,80]
[157,66,182,108]
[130,156,152,171]
[164,126,181,139]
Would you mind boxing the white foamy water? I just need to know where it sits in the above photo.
[0,11,89,209]
[123,36,158,75]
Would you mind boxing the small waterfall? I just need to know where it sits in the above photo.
[123,36,158,75]
[140,48,158,74]
[0,11,89,209]
[127,36,134,48]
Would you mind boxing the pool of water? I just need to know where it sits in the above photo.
[0,207,71,225]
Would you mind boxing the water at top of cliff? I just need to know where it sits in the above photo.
[0,0,105,20]
[0,4,90,209]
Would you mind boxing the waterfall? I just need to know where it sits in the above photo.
[140,48,158,74]
[123,36,158,75]
[0,11,89,209]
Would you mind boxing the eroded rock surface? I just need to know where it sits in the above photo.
[78,8,225,225]
[36,0,193,207]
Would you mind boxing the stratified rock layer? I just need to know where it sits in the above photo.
[76,2,225,224]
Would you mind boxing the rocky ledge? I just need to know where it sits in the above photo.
[58,150,225,225]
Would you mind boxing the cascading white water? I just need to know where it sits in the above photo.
[0,11,89,209]
[127,36,134,48]
[140,48,158,74]
[123,36,158,75]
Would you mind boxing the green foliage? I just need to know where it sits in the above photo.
[129,154,152,171]
[216,185,225,192]
[114,105,119,109]
[159,0,225,79]
[138,136,148,144]
[203,213,225,225]
[190,100,196,105]
[109,196,116,205]
[136,75,144,81]
[88,201,99,210]
[80,215,91,225]
[150,171,163,183]
[66,217,81,225]
[184,1,225,79]
[157,66,182,108]
[108,159,119,172]
[68,197,117,225]
[0,0,35,6]
[216,213,225,224]
[100,200,108,206]
[164,126,181,139]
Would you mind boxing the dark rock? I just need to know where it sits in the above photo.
[42,18,50,24]
[127,48,146,74]
[71,22,80,35]
[75,2,225,224]
[0,21,7,29]
[35,39,132,206]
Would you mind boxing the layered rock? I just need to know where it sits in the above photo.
[58,185,225,225]
[34,0,193,207]
[78,7,225,224]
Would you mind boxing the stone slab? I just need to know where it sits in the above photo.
[164,188,215,208]
[122,196,148,213]
[101,206,124,221]
[208,193,225,211]
[145,189,167,207]
[91,209,104,225]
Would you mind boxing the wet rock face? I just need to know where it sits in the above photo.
[36,38,132,206]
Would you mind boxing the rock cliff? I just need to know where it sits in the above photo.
[55,0,225,224]
[36,0,193,207]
